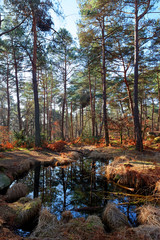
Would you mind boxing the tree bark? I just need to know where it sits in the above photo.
[133,0,143,151]
[42,73,46,135]
[157,72,160,130]
[6,56,10,131]
[119,42,134,119]
[48,77,53,141]
[70,102,73,139]
[61,49,67,140]
[32,12,41,147]
[13,48,22,131]
[88,66,95,137]
[101,16,109,145]
[151,98,154,131]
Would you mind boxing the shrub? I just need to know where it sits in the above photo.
[46,140,67,152]
[0,141,15,151]
[14,130,34,148]
[81,134,101,145]
[154,137,160,143]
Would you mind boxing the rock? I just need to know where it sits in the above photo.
[0,198,41,229]
[30,208,59,238]
[138,205,160,227]
[102,203,130,231]
[61,211,73,223]
[86,215,104,230]
[16,160,32,176]
[8,198,41,228]
[0,172,11,191]
[5,182,29,202]
[83,149,91,156]
[68,151,80,160]
[89,151,108,160]
[15,197,41,227]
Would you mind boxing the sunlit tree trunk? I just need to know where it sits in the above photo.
[32,12,41,147]
[88,66,95,137]
[6,56,10,131]
[152,98,154,131]
[61,50,67,140]
[13,48,22,131]
[157,73,160,130]
[133,0,143,151]
[70,102,73,139]
[101,16,109,145]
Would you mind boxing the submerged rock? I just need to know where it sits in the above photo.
[0,172,11,191]
[5,182,29,202]
[102,203,130,231]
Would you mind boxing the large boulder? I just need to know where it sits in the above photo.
[0,197,41,229]
[5,182,29,202]
[0,172,11,191]
[102,203,130,231]
[30,208,59,238]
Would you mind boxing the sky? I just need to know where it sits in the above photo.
[52,0,80,40]
[0,0,80,40]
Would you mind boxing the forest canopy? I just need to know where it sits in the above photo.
[0,0,159,151]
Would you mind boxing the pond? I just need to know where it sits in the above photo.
[15,157,138,235]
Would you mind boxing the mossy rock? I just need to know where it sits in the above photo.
[86,215,104,229]
[8,198,41,228]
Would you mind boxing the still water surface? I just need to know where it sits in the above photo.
[17,157,138,227]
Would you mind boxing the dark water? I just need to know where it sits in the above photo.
[18,158,138,221]
[16,157,138,236]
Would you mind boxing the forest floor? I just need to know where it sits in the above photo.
[0,145,160,240]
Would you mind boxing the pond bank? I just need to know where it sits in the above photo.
[0,146,160,239]
[105,155,160,195]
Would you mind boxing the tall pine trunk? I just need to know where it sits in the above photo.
[70,102,73,139]
[13,48,22,131]
[61,50,67,140]
[157,72,160,130]
[101,16,109,145]
[133,0,143,151]
[6,56,10,131]
[32,12,41,147]
[88,66,95,137]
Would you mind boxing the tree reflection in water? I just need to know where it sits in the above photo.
[19,158,137,225]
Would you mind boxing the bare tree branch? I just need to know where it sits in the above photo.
[0,17,27,37]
